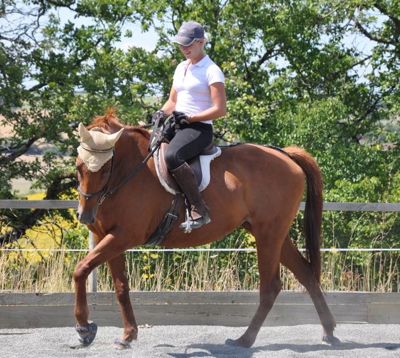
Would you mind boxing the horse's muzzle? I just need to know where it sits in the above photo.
[77,206,96,224]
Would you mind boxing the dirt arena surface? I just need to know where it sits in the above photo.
[0,324,399,357]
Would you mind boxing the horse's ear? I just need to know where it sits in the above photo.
[78,123,91,142]
[107,127,124,146]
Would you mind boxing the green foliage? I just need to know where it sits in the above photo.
[0,1,399,289]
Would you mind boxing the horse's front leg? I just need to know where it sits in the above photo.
[73,232,127,347]
[108,254,138,349]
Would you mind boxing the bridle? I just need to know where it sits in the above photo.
[77,127,166,206]
[77,147,116,206]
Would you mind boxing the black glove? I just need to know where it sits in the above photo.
[173,111,190,128]
[150,110,166,125]
[162,121,176,143]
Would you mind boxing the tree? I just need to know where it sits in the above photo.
[1,0,399,249]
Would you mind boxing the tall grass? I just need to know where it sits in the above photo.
[0,249,398,293]
[0,251,82,292]
[1,208,399,293]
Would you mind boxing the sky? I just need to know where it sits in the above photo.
[0,5,159,52]
[58,7,159,52]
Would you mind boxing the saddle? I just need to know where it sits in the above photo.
[154,143,221,194]
[145,118,221,245]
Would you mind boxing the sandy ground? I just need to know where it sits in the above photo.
[0,324,399,358]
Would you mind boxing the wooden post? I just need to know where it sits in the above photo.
[88,231,97,293]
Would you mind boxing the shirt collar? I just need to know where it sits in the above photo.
[189,55,210,68]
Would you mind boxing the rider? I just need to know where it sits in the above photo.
[152,21,227,231]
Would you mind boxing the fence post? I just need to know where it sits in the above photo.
[88,231,97,293]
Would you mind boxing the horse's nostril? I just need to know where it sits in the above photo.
[81,217,92,224]
[77,203,98,224]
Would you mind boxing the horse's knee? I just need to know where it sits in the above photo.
[73,261,91,282]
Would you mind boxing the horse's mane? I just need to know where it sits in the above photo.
[87,107,150,140]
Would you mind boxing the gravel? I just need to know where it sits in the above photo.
[0,324,399,358]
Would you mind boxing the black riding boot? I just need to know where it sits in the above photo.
[170,162,211,231]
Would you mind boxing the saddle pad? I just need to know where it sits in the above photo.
[154,143,221,195]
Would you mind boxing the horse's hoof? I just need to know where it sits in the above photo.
[75,321,98,346]
[69,343,89,350]
[322,334,341,345]
[225,337,253,348]
[113,338,132,350]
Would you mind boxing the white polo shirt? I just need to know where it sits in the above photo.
[173,55,225,124]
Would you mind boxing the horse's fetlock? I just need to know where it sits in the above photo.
[124,326,138,342]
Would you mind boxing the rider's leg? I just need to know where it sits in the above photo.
[170,162,211,229]
[165,122,213,230]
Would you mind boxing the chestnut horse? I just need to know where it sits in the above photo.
[74,110,338,349]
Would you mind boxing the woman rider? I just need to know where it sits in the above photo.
[152,21,227,232]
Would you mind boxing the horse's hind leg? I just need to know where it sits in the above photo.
[280,236,339,344]
[108,254,138,349]
[226,226,284,348]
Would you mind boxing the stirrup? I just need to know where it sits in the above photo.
[180,208,210,233]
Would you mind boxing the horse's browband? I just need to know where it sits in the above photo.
[79,143,114,153]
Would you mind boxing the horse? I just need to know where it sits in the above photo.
[73,109,339,349]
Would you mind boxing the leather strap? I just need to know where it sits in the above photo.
[145,194,184,246]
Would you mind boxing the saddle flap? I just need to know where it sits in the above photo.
[154,143,221,195]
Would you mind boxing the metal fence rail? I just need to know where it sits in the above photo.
[1,200,400,211]
[1,247,400,253]
[1,200,399,292]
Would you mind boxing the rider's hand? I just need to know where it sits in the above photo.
[173,111,190,127]
[150,110,165,125]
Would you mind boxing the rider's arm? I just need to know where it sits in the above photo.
[161,87,178,115]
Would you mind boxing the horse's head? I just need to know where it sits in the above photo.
[76,123,124,224]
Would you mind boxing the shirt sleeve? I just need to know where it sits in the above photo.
[207,64,225,85]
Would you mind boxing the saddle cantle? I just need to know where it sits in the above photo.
[154,143,221,194]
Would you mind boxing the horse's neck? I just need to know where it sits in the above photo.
[130,130,149,157]
[111,131,169,213]
[112,130,155,182]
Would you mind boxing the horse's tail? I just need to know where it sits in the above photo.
[284,146,323,283]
